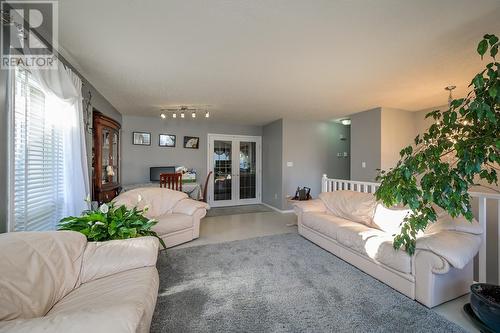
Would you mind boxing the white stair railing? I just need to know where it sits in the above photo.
[321,174,500,284]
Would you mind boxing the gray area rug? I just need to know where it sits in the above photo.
[152,233,466,333]
[206,204,273,217]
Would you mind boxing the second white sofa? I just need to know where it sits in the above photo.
[114,187,209,248]
[293,190,482,308]
[0,231,159,333]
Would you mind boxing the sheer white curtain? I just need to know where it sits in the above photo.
[31,61,90,216]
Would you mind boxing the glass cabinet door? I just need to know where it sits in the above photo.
[101,128,110,184]
[111,131,118,183]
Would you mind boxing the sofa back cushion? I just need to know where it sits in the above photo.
[319,191,377,226]
[0,231,87,320]
[424,205,482,235]
[372,204,410,235]
[113,187,188,218]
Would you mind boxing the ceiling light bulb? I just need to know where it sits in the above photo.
[205,111,210,118]
[180,111,185,118]
[172,112,177,118]
[341,119,351,126]
[160,113,166,119]
[192,111,196,118]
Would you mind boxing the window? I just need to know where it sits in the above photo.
[11,67,65,231]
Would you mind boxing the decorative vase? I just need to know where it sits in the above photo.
[470,283,500,332]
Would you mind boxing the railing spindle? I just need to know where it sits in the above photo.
[478,197,487,283]
[498,200,500,285]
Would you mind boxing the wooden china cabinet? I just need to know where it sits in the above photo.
[92,110,121,203]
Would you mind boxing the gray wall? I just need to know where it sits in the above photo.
[380,107,416,171]
[350,107,415,180]
[350,108,381,181]
[282,119,350,209]
[121,115,262,185]
[262,119,283,210]
[261,118,350,210]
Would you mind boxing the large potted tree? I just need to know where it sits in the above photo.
[375,34,499,331]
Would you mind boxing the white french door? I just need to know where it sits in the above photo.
[207,134,262,207]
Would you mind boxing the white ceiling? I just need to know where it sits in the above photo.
[58,0,500,125]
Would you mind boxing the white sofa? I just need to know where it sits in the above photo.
[293,190,482,308]
[114,187,209,248]
[0,231,159,333]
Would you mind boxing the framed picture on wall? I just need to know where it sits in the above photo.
[159,134,176,147]
[132,132,151,146]
[183,136,199,149]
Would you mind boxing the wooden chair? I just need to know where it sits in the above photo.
[159,173,183,191]
[200,171,213,203]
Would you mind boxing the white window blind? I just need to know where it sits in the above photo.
[13,67,65,231]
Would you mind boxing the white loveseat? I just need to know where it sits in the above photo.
[294,190,482,308]
[0,231,159,333]
[114,187,209,248]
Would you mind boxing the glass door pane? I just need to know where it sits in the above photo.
[213,140,232,201]
[239,141,256,199]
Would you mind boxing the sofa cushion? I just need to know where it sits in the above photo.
[302,212,358,240]
[45,267,159,333]
[153,213,193,236]
[80,237,159,284]
[114,188,188,217]
[0,231,87,320]
[424,206,482,235]
[319,191,377,226]
[372,204,410,235]
[336,224,412,274]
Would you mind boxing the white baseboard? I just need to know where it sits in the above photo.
[262,203,294,214]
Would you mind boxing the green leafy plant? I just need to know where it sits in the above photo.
[58,201,166,249]
[375,34,499,255]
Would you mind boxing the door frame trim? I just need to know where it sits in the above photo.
[207,133,262,207]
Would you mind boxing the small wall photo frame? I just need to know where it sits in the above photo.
[183,136,199,149]
[133,132,151,146]
[159,134,176,147]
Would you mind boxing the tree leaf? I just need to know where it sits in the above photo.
[488,35,499,46]
[376,33,499,255]
[477,39,488,58]
[491,45,498,58]
[489,84,498,98]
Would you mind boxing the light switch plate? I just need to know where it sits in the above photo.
[361,162,366,168]
[286,161,294,167]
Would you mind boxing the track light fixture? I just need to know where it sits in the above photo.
[160,106,212,119]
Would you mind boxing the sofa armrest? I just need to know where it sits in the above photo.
[292,199,327,215]
[172,198,209,216]
[80,236,159,284]
[416,231,481,270]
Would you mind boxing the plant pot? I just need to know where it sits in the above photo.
[470,283,500,332]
